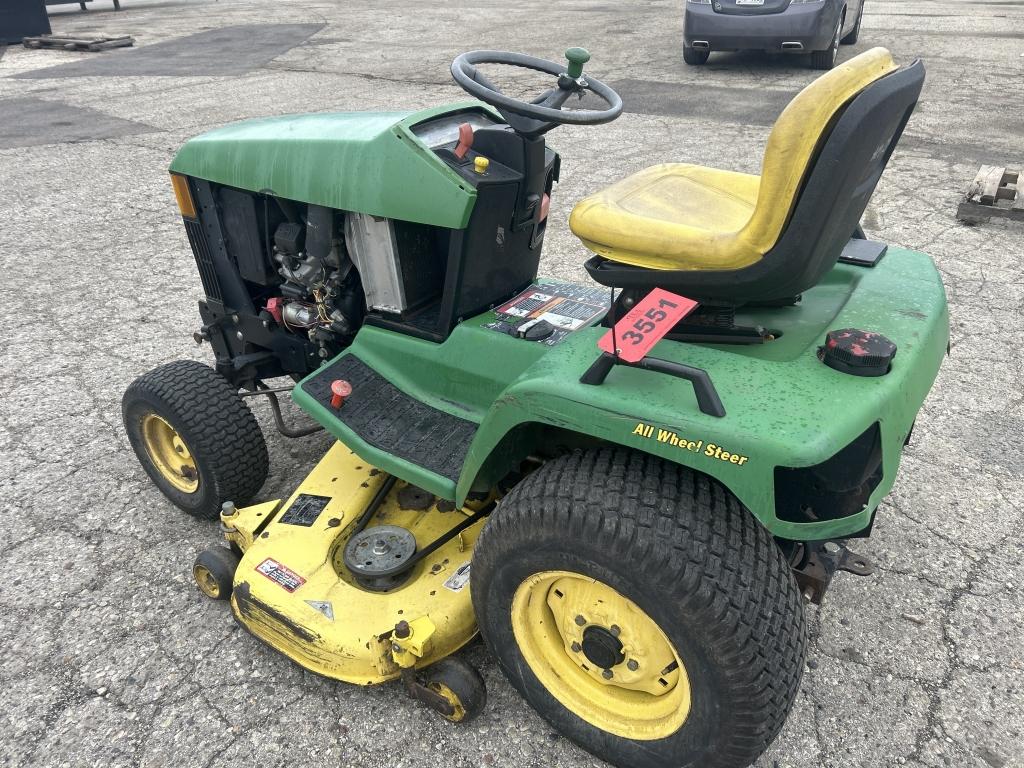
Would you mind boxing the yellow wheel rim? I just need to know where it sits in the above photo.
[511,570,691,741]
[428,682,467,723]
[193,564,221,598]
[141,413,199,493]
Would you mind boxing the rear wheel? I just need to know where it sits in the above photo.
[810,16,843,69]
[841,4,863,44]
[683,46,710,65]
[123,360,268,519]
[472,449,806,768]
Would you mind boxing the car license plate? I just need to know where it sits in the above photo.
[736,0,766,5]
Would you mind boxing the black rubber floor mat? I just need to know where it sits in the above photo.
[301,356,477,484]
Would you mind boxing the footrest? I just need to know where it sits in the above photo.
[299,356,477,484]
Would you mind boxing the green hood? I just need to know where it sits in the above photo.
[169,103,487,229]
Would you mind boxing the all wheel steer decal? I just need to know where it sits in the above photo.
[632,422,749,466]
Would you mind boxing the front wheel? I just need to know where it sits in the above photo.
[683,46,710,65]
[471,449,806,768]
[122,360,268,519]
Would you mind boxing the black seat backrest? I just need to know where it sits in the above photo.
[583,60,926,305]
[757,60,925,300]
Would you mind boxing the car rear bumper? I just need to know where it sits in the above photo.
[684,3,840,52]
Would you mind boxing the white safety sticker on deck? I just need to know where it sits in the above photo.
[443,562,471,592]
[255,557,306,592]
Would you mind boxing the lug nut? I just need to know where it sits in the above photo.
[602,669,613,680]
[571,642,582,653]
[610,625,621,637]
[627,659,639,671]
[574,615,586,626]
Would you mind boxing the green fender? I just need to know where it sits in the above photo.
[295,248,948,542]
[455,250,948,541]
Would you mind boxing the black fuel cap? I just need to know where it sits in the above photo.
[819,329,897,377]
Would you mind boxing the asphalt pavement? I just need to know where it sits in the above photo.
[1,1,1022,766]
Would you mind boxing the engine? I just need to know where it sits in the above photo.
[264,204,365,360]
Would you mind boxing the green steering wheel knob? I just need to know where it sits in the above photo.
[565,47,591,79]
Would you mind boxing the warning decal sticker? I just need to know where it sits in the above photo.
[255,558,306,592]
[485,282,610,346]
[443,562,472,593]
[280,494,331,527]
[305,600,335,620]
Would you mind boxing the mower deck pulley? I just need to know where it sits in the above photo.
[344,524,418,591]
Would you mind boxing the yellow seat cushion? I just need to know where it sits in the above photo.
[569,47,898,272]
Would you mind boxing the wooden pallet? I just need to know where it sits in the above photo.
[44,0,123,10]
[22,34,133,52]
[957,165,1023,224]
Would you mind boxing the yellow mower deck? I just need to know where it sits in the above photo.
[220,442,484,684]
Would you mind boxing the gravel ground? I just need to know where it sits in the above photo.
[1,1,1022,767]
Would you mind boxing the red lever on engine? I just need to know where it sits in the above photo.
[453,122,474,160]
[330,379,352,409]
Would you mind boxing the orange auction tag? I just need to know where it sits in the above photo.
[598,289,699,363]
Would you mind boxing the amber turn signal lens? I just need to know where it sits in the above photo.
[170,173,197,219]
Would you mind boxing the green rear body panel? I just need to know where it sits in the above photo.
[293,247,949,541]
[168,102,492,229]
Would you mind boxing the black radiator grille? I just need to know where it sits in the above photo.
[184,219,222,302]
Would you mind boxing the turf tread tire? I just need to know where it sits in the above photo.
[123,360,268,519]
[472,448,806,768]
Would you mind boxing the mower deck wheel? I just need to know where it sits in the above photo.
[122,360,268,519]
[423,657,487,723]
[193,547,240,600]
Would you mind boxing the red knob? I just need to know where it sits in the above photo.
[453,122,474,160]
[330,379,352,409]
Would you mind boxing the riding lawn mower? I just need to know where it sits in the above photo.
[122,45,947,768]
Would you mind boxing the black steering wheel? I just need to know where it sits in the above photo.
[450,48,623,137]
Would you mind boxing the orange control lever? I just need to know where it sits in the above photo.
[453,122,474,160]
[330,379,352,409]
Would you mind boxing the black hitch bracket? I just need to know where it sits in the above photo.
[792,540,875,605]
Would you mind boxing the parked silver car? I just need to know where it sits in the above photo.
[683,0,865,69]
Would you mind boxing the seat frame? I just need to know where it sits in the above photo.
[585,60,926,306]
